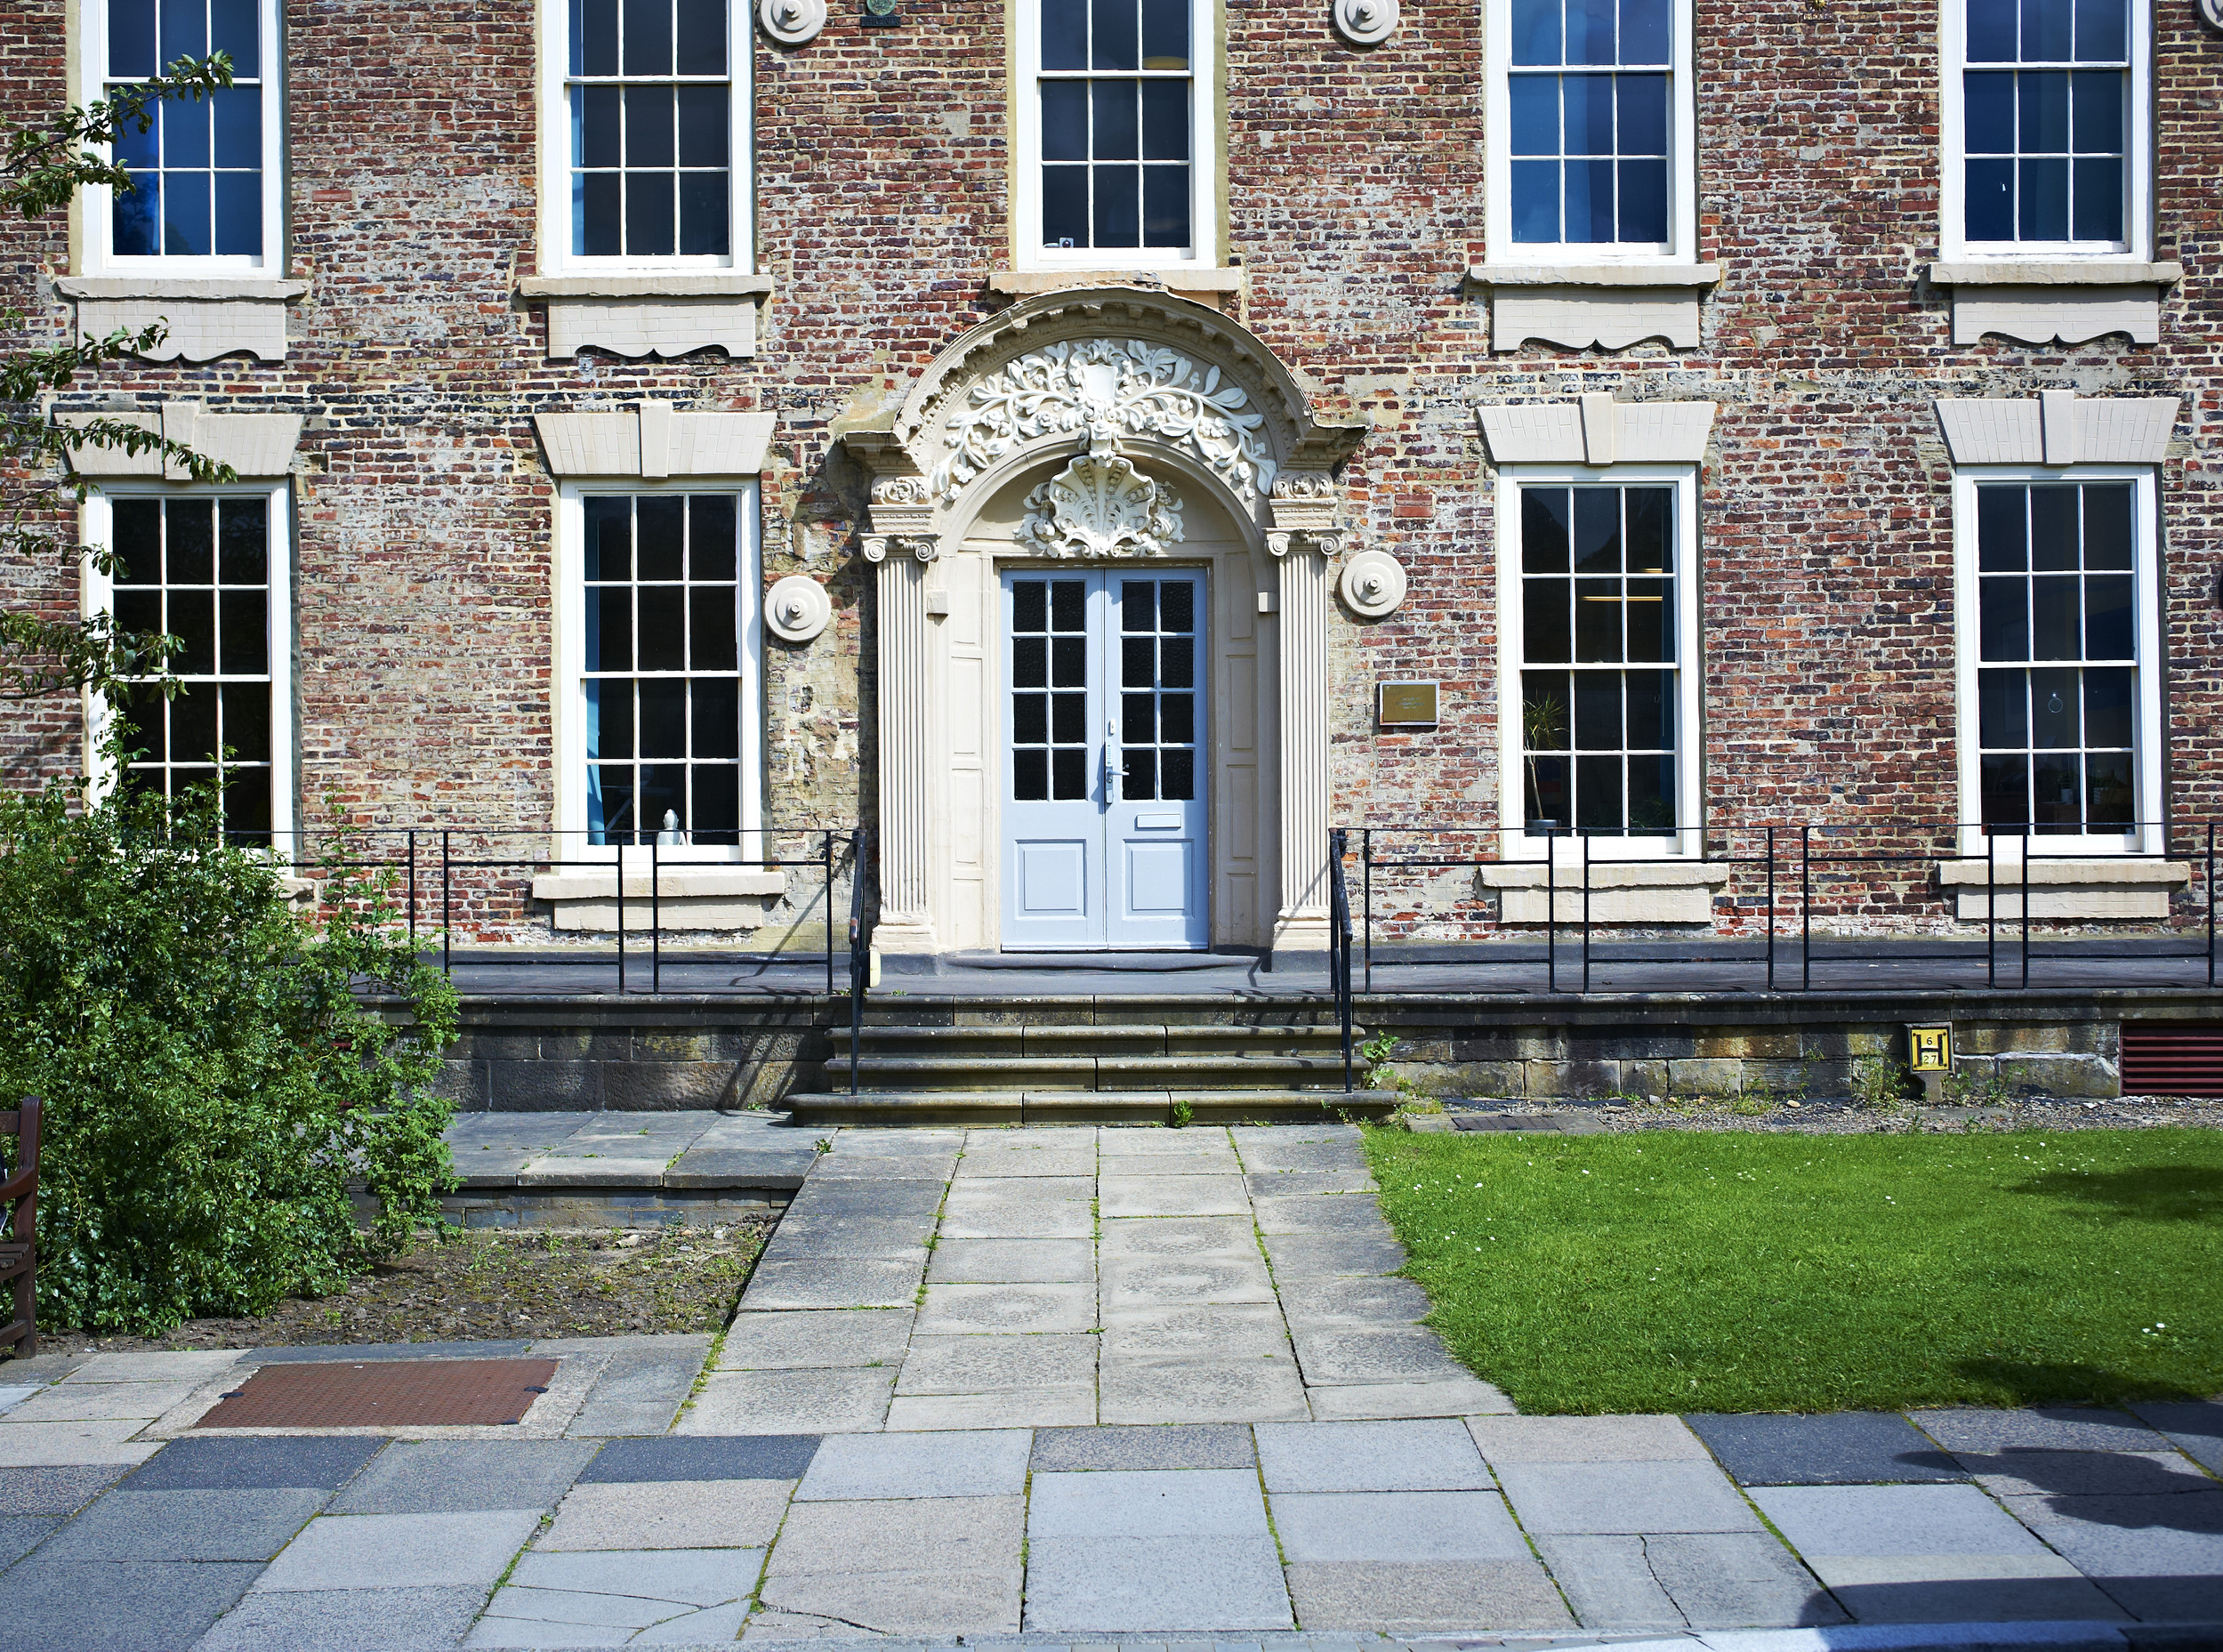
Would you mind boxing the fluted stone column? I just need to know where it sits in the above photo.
[866,535,938,955]
[1272,534,1334,957]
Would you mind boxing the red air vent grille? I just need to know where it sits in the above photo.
[2120,1024,2223,1098]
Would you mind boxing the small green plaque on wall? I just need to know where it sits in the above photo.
[1378,681,1438,729]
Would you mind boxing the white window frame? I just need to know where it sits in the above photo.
[537,0,755,275]
[1494,463,1703,862]
[77,0,286,275]
[1938,0,2152,264]
[1952,464,2162,857]
[1483,0,1697,268]
[78,482,295,843]
[552,478,763,864]
[1011,0,1221,271]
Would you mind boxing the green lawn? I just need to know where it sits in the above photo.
[1362,1125,2223,1415]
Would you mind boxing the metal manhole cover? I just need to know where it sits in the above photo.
[193,1358,560,1429]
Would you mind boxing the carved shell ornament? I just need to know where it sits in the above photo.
[931,339,1277,507]
[1019,430,1186,559]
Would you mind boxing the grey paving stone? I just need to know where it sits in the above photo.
[762,1211,936,1261]
[1290,1327,1470,1387]
[803,1157,958,1183]
[882,1389,1095,1430]
[1684,1411,1967,1486]
[0,1559,262,1652]
[1832,1576,2130,1624]
[1098,1151,1243,1180]
[1258,1233,1405,1279]
[5,1381,203,1423]
[1028,1469,1271,1538]
[1469,1413,1707,1463]
[1271,1276,1431,1329]
[1269,1490,1526,1562]
[1100,1304,1291,1362]
[927,1239,1096,1285]
[475,1551,759,1645]
[197,1585,486,1651]
[1250,1197,1392,1238]
[1022,1535,1293,1632]
[0,1419,161,1468]
[1530,1533,1683,1632]
[755,1569,1020,1638]
[250,1341,532,1364]
[328,1440,597,1516]
[955,1150,1098,1179]
[1101,1256,1277,1310]
[1496,1459,1761,1535]
[0,1518,53,1569]
[1099,1216,1258,1261]
[1910,1405,2163,1455]
[38,1487,325,1562]
[0,1464,130,1515]
[582,1435,819,1483]
[2001,1488,2223,1580]
[1032,1424,1255,1472]
[1099,1357,1310,1425]
[741,1258,923,1311]
[1228,1135,1366,1175]
[786,1179,950,1212]
[516,1545,762,1606]
[896,1334,1097,1395]
[1960,1447,2218,1495]
[796,1429,1031,1500]
[1255,1420,1489,1492]
[915,1283,1097,1334]
[1098,1176,1251,1218]
[1283,1559,1573,1633]
[2130,1399,2223,1475]
[567,1343,713,1438]
[677,1368,893,1434]
[938,1186,1095,1241]
[1308,1378,1514,1420]
[1647,1531,1848,1629]
[540,1478,793,1550]
[764,1492,1024,1575]
[666,1147,819,1187]
[253,1510,541,1592]
[61,1351,244,1384]
[121,1436,385,1492]
[716,1310,914,1371]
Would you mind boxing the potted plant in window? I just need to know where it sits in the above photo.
[1522,689,1565,837]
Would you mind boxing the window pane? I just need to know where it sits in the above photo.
[115,587,162,641]
[1160,633,1194,688]
[1123,635,1155,687]
[626,85,676,167]
[1575,753,1622,831]
[2082,484,2131,568]
[2070,68,2119,152]
[2017,157,2067,238]
[1625,669,1672,748]
[2074,0,2124,59]
[1574,673,1619,748]
[220,681,269,762]
[1965,157,2015,239]
[160,0,205,57]
[1510,76,1560,156]
[212,85,259,168]
[639,679,687,755]
[689,498,737,579]
[109,0,157,77]
[1510,161,1560,241]
[1562,74,1613,153]
[114,499,162,581]
[679,173,728,256]
[2018,69,2068,150]
[1619,0,1669,63]
[1617,158,1666,241]
[1524,672,1572,751]
[1141,0,1188,66]
[2030,576,2080,659]
[210,0,258,75]
[115,175,161,255]
[1967,0,2018,60]
[577,0,620,73]
[676,0,727,74]
[624,0,673,73]
[2085,750,2133,827]
[1567,157,1615,241]
[2034,753,2082,829]
[578,84,621,165]
[1522,488,1571,571]
[2084,665,2133,748]
[1052,747,1087,800]
[1043,164,1089,246]
[595,587,633,672]
[638,496,684,576]
[162,170,210,255]
[169,502,214,583]
[1977,485,2026,570]
[1980,669,2027,746]
[1162,748,1195,801]
[1626,578,1671,660]
[2031,665,2080,746]
[2084,574,2132,660]
[1014,694,1048,745]
[1979,576,2026,660]
[1092,81,1138,158]
[1568,0,1615,64]
[213,169,259,256]
[1052,635,1086,685]
[1013,580,1047,633]
[1125,749,1158,801]
[2029,485,2077,568]
[1525,580,1571,663]
[692,765,739,838]
[588,681,632,759]
[1965,71,2015,152]
[1043,82,1088,160]
[1051,579,1084,630]
[1628,753,1674,832]
[1140,79,1187,158]
[1093,162,1140,246]
[173,688,219,766]
[691,677,739,757]
[1511,0,1561,65]
[1091,0,1139,68]
[167,100,212,169]
[678,85,728,166]
[2022,0,2071,59]
[577,172,621,255]
[689,585,737,671]
[1142,165,1188,247]
[1573,488,1621,572]
[1043,0,1088,70]
[1013,635,1047,689]
[1526,755,1570,826]
[1160,692,1194,744]
[1160,580,1193,631]
[1617,73,1667,153]
[1574,579,1621,661]
[1981,753,2029,827]
[637,587,686,669]
[219,591,266,674]
[1014,749,1049,800]
[640,764,686,833]
[1123,690,1156,743]
[2070,156,2120,241]
[1052,691,1087,741]
[1623,488,1671,571]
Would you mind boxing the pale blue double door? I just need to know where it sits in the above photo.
[1002,568,1209,950]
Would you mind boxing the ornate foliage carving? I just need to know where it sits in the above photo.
[1018,435,1185,559]
[869,475,930,504]
[931,338,1277,506]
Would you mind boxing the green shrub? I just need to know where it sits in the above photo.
[0,775,460,1336]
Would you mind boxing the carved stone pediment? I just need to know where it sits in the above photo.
[1018,432,1185,559]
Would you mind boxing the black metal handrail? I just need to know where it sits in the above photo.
[1328,826,1355,1092]
[849,826,873,1095]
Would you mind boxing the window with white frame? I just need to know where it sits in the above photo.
[1960,472,2160,841]
[1490,0,1693,261]
[1017,0,1215,264]
[1500,471,1701,850]
[555,0,747,266]
[1945,0,2146,257]
[86,0,282,269]
[563,487,761,850]
[88,488,293,842]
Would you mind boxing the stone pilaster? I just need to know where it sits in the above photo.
[1271,530,1338,957]
[864,532,939,954]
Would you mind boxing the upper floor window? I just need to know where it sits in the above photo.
[1018,0,1217,265]
[1946,0,2147,257]
[91,0,280,269]
[558,0,747,266]
[1489,0,1694,262]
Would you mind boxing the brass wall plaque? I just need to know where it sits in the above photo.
[1378,681,1438,728]
[1909,1026,1953,1071]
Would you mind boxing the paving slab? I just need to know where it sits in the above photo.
[914,1283,1097,1334]
[1098,1151,1244,1179]
[254,1508,540,1592]
[740,1260,924,1311]
[60,1351,244,1385]
[677,1368,894,1434]
[1289,1327,1471,1387]
[894,1334,1097,1395]
[2130,1399,2223,1475]
[1249,1196,1394,1238]
[716,1310,915,1371]
[1098,1176,1252,1218]
[539,1478,793,1550]
[1685,1411,1967,1485]
[1100,1303,1292,1362]
[937,1187,1096,1241]
[882,1388,1097,1430]
[0,1463,133,1515]
[955,1150,1099,1179]
[1269,1490,1527,1561]
[326,1439,598,1515]
[1282,1559,1575,1632]
[0,1419,160,1468]
[1529,1533,1684,1632]
[197,1584,487,1651]
[926,1238,1097,1284]
[1098,1216,1258,1261]
[1910,1406,2163,1454]
[1469,1413,1708,1463]
[2001,1487,2223,1609]
[1032,1423,1255,1472]
[36,1487,326,1562]
[1272,1276,1433,1328]
[567,1341,717,1438]
[796,1429,1031,1500]
[1255,1419,1490,1492]
[1022,1535,1293,1632]
[1258,1233,1405,1279]
[3,1382,202,1423]
[0,1558,262,1652]
[1534,1530,1846,1632]
[0,1517,53,1569]
[1028,1468,1271,1538]
[756,1495,1025,1635]
[1099,1255,1277,1310]
[1957,1447,2218,1495]
[1495,1458,1762,1535]
[121,1435,386,1491]
[583,1436,819,1483]
[474,1548,761,1646]
[758,1214,933,1262]
[1308,1378,1514,1420]
[1098,1357,1311,1425]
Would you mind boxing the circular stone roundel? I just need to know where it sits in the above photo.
[1333,0,1399,45]
[758,0,826,46]
[764,575,833,643]
[1340,549,1408,619]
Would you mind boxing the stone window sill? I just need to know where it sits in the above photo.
[1479,859,1731,925]
[53,275,306,362]
[1925,261,2182,286]
[518,273,773,359]
[1468,264,1721,352]
[1937,858,2190,921]
[516,273,775,300]
[531,866,790,933]
[988,267,1245,296]
[1467,262,1722,288]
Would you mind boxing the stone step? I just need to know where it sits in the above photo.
[816,1052,1360,1092]
[785,1088,1400,1125]
[826,1023,1354,1059]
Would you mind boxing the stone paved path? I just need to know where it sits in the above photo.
[0,1123,2213,1649]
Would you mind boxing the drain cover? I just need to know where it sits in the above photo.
[194,1358,560,1429]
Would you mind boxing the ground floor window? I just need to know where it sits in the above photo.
[1499,471,1698,850]
[91,488,291,843]
[1961,471,2159,841]
[564,483,761,852]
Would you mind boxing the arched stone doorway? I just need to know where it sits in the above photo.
[840,290,1365,965]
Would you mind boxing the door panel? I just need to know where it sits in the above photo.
[1000,568,1208,950]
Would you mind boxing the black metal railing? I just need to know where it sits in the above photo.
[1335,819,2220,997]
[1328,826,1356,1092]
[849,827,873,1093]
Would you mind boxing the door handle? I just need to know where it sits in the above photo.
[1104,720,1121,805]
